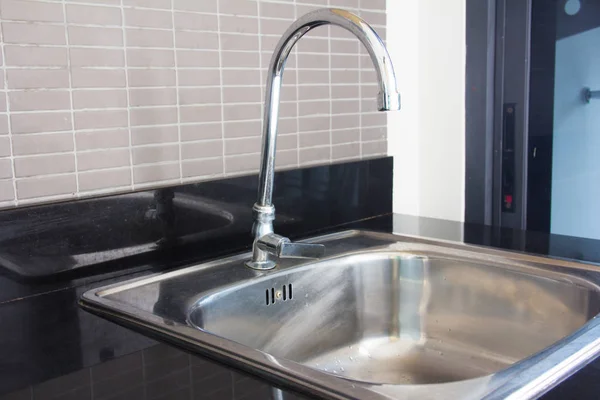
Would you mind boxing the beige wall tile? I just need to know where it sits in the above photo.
[177,69,220,86]
[70,48,125,67]
[332,114,359,130]
[178,87,221,106]
[362,112,386,127]
[11,112,72,134]
[9,91,71,112]
[221,51,259,69]
[125,8,172,29]
[220,33,258,51]
[361,126,386,141]
[14,154,75,178]
[2,22,66,45]
[332,128,360,144]
[126,27,173,47]
[133,144,179,165]
[17,174,77,199]
[219,0,257,16]
[175,31,219,50]
[72,68,126,88]
[223,104,261,121]
[176,50,219,68]
[77,149,130,171]
[13,132,73,156]
[260,18,292,36]
[79,168,131,191]
[219,15,258,34]
[133,163,179,184]
[275,149,298,169]
[127,48,175,68]
[180,123,222,142]
[299,131,329,148]
[76,129,130,151]
[0,180,15,202]
[4,45,67,67]
[225,137,260,156]
[0,0,63,23]
[66,4,122,25]
[222,86,261,103]
[276,134,297,151]
[130,88,177,107]
[182,158,222,178]
[225,153,259,174]
[7,69,69,89]
[68,26,123,46]
[173,0,217,13]
[0,137,11,157]
[180,105,221,123]
[0,116,7,135]
[124,0,171,9]
[132,126,178,145]
[181,140,222,160]
[0,159,13,179]
[174,12,218,31]
[73,89,128,109]
[362,140,387,156]
[224,120,261,139]
[130,107,177,126]
[128,69,175,87]
[260,2,294,19]
[299,116,329,133]
[221,69,260,86]
[74,110,128,130]
[332,142,360,160]
[299,146,329,165]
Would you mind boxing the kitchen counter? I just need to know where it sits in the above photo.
[0,158,599,399]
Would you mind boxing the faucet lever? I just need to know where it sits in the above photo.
[278,241,325,259]
[246,233,325,269]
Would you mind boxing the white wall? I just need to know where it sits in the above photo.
[551,27,600,239]
[386,0,466,222]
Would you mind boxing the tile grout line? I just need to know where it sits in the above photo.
[170,0,183,183]
[0,17,19,206]
[215,1,226,176]
[118,0,135,191]
[62,0,81,199]
[327,7,332,163]
[358,0,363,159]
[294,0,300,167]
[257,0,265,170]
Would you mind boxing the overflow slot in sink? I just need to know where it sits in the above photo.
[266,284,293,305]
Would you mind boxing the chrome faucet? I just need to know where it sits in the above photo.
[246,8,401,270]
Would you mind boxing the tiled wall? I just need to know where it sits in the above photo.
[0,0,387,208]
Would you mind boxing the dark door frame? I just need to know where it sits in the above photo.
[465,0,532,230]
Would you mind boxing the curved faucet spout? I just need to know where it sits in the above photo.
[248,8,400,269]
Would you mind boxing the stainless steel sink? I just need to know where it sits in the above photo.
[81,230,600,399]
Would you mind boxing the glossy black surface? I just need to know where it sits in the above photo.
[0,157,599,399]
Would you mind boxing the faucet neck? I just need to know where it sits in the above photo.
[255,8,399,215]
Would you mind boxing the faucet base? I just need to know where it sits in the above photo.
[245,259,277,270]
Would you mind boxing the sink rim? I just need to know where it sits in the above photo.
[81,229,600,400]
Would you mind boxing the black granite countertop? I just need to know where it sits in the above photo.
[0,158,598,399]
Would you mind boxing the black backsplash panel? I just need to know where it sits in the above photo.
[0,157,392,303]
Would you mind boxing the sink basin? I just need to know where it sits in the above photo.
[81,230,600,399]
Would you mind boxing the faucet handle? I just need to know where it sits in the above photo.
[278,241,325,259]
[256,233,325,260]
